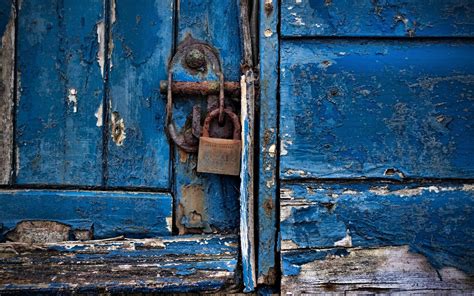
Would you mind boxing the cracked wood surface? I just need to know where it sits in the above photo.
[281,0,474,37]
[15,0,104,185]
[0,235,239,294]
[280,182,474,294]
[282,246,474,295]
[106,0,174,188]
[280,40,474,179]
[0,189,172,240]
[0,0,14,184]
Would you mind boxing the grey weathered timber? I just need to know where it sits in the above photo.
[282,246,474,295]
[0,1,14,184]
[0,235,239,294]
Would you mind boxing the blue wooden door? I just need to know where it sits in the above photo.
[0,0,250,292]
[269,0,474,293]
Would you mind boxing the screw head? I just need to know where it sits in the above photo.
[185,48,206,70]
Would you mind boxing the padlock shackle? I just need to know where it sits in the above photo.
[202,108,241,140]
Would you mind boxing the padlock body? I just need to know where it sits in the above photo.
[197,137,241,176]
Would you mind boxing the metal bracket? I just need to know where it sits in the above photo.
[163,36,240,153]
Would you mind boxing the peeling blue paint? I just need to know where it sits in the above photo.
[281,0,474,37]
[282,248,349,276]
[0,190,172,239]
[281,182,474,275]
[280,40,474,179]
[16,0,105,185]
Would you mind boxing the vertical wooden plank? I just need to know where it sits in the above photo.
[240,70,256,292]
[16,0,104,185]
[173,0,241,234]
[239,0,256,291]
[106,0,174,188]
[0,0,14,184]
[257,0,279,285]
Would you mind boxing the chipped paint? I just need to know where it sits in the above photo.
[111,111,126,146]
[177,184,210,234]
[67,88,78,113]
[268,144,276,157]
[96,20,105,78]
[94,103,103,127]
[334,229,352,247]
[0,3,15,185]
[368,184,471,197]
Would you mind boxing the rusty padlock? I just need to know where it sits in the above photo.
[197,108,241,176]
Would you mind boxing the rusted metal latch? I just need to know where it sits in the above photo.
[161,37,240,153]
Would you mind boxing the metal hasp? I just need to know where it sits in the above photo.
[163,37,240,153]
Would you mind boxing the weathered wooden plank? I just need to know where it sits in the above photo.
[172,0,241,234]
[280,40,474,179]
[0,0,14,184]
[281,246,474,294]
[16,0,104,185]
[0,189,172,240]
[106,0,173,188]
[257,0,279,285]
[240,69,256,292]
[0,235,239,293]
[281,0,474,37]
[280,182,474,276]
[239,1,256,291]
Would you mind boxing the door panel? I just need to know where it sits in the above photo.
[106,0,173,188]
[16,0,104,185]
[278,0,474,294]
[1,0,249,293]
[280,40,474,179]
[281,0,474,37]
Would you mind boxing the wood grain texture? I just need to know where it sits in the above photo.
[0,190,172,240]
[280,182,474,275]
[240,70,256,292]
[0,235,239,294]
[106,0,173,188]
[281,246,474,294]
[15,0,104,185]
[281,0,474,37]
[0,0,14,184]
[280,40,474,179]
[257,0,279,285]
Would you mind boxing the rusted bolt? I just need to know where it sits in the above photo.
[264,0,273,13]
[185,48,206,70]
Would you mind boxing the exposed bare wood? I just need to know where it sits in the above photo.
[0,3,15,184]
[282,246,474,295]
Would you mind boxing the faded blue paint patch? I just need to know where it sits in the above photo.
[0,190,172,239]
[280,40,474,179]
[282,0,474,37]
[16,0,104,185]
[281,182,474,275]
[106,0,174,188]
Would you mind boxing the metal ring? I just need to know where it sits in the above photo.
[202,108,241,140]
